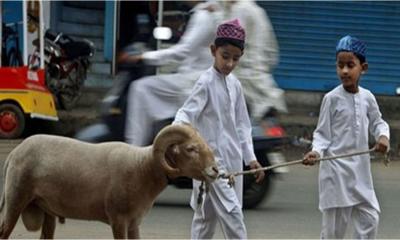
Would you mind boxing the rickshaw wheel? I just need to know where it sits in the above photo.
[0,103,26,139]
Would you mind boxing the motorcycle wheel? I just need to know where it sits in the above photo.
[58,89,81,110]
[58,64,85,110]
[0,103,26,139]
[243,169,273,209]
[242,150,275,209]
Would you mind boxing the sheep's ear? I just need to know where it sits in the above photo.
[165,144,179,166]
[161,144,180,176]
[172,145,180,155]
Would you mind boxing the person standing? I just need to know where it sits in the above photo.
[224,0,287,120]
[303,35,390,239]
[174,19,265,239]
[122,1,222,146]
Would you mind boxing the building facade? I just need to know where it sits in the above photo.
[3,1,400,95]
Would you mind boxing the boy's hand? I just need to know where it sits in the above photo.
[375,136,390,153]
[249,160,265,183]
[302,151,320,166]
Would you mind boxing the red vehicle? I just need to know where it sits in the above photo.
[0,67,58,138]
[0,2,58,138]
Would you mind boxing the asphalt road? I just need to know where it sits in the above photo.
[0,141,399,239]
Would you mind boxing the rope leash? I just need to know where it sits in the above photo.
[219,147,386,187]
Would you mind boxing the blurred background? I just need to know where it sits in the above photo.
[1,2,400,237]
[1,0,399,152]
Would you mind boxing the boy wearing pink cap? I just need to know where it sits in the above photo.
[174,19,264,239]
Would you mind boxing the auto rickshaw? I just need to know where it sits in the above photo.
[0,67,58,138]
[0,1,58,139]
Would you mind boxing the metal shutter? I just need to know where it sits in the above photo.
[259,1,400,95]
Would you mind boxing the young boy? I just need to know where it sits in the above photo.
[303,35,390,239]
[173,19,265,239]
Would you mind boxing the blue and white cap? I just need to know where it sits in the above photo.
[336,35,366,59]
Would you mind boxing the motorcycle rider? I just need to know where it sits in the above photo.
[224,0,287,120]
[121,1,222,146]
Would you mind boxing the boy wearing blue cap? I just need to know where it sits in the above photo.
[303,35,390,239]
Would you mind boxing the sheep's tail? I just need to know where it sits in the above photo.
[0,180,4,236]
[0,156,10,215]
[0,154,11,236]
[0,144,23,215]
[0,183,4,214]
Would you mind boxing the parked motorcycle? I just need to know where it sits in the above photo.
[75,43,289,209]
[29,30,95,110]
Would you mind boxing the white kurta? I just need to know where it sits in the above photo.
[225,0,287,119]
[312,85,390,212]
[174,67,256,212]
[125,3,222,146]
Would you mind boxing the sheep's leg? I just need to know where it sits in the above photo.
[0,217,17,239]
[127,222,140,239]
[0,204,26,238]
[110,218,127,239]
[0,190,32,238]
[40,213,56,239]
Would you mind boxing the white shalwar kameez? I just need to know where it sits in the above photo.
[125,2,222,146]
[225,0,287,119]
[312,85,390,239]
[174,67,256,239]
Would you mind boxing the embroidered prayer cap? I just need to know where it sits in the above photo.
[336,35,366,59]
[216,18,245,43]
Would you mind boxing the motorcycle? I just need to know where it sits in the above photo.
[29,30,95,110]
[75,43,289,209]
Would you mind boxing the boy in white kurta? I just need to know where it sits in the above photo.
[303,35,390,239]
[173,19,264,239]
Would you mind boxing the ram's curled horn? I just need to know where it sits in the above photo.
[153,124,194,176]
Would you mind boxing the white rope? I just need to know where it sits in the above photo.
[219,148,383,186]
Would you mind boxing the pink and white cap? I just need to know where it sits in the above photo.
[216,18,245,43]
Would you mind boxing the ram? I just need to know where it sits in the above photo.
[0,124,218,239]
